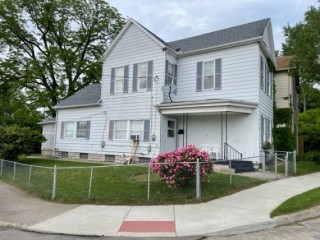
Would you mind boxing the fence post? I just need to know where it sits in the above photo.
[196,159,200,199]
[262,152,266,181]
[285,152,288,177]
[229,158,233,186]
[275,152,278,178]
[28,165,32,188]
[0,159,3,177]
[88,166,93,198]
[13,162,16,182]
[293,150,297,174]
[147,163,151,201]
[52,165,57,200]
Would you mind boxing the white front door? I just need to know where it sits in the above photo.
[162,119,177,152]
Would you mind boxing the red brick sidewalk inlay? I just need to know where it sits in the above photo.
[118,221,176,232]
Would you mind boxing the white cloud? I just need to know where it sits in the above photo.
[108,0,318,50]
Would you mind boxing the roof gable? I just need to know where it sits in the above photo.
[100,18,167,61]
[54,84,101,109]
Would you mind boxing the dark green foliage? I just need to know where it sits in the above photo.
[0,0,125,116]
[0,125,45,160]
[299,109,320,151]
[282,5,320,85]
[274,108,292,126]
[298,151,320,164]
[273,127,295,151]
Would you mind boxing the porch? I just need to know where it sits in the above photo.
[158,99,258,160]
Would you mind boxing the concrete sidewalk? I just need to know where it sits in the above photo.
[1,172,320,238]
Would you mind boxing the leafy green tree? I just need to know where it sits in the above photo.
[282,3,320,85]
[298,109,320,152]
[0,0,125,116]
[0,125,45,160]
[299,83,320,112]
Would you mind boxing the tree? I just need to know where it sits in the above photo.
[282,4,320,85]
[0,125,45,161]
[298,109,320,152]
[0,0,125,116]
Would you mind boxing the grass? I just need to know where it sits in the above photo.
[0,158,263,205]
[270,187,320,218]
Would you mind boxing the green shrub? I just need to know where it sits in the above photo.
[273,127,295,151]
[298,151,320,164]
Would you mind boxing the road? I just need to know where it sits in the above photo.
[1,217,320,240]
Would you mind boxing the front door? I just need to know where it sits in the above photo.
[162,119,176,152]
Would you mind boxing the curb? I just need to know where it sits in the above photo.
[0,221,28,231]
[275,205,320,226]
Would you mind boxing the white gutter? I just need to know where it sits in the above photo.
[53,102,102,110]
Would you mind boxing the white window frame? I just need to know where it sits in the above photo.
[64,122,75,139]
[203,60,214,90]
[167,120,176,138]
[115,66,124,93]
[138,63,147,90]
[130,120,144,138]
[76,121,87,139]
[166,62,175,85]
[114,120,128,140]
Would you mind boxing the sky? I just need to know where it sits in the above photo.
[107,0,318,51]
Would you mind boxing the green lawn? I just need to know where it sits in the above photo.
[0,158,263,205]
[271,187,320,218]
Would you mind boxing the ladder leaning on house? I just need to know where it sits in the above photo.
[126,140,139,164]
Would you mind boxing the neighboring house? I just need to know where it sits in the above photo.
[39,118,56,156]
[45,18,276,162]
[274,56,300,152]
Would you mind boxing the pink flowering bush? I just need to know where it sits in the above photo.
[150,145,214,188]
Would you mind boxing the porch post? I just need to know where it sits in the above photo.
[221,112,223,159]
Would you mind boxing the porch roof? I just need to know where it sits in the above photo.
[158,99,258,115]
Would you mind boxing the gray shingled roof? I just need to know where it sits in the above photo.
[55,84,101,108]
[166,18,270,53]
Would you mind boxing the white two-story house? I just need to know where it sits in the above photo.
[49,18,275,163]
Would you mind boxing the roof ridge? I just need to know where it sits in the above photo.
[168,18,270,44]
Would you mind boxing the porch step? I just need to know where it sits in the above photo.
[231,160,256,173]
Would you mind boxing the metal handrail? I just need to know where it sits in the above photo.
[224,142,243,161]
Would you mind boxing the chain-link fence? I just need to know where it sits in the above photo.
[0,155,292,204]
[262,150,296,178]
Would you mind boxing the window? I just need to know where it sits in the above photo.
[130,120,143,136]
[77,121,87,138]
[80,153,88,160]
[203,61,214,89]
[138,63,147,89]
[114,120,127,140]
[115,67,124,93]
[167,120,175,138]
[64,122,75,138]
[105,155,115,162]
[62,121,90,139]
[260,55,272,97]
[165,60,177,85]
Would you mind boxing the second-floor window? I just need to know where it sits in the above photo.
[196,58,222,92]
[165,61,177,85]
[204,61,214,89]
[138,63,147,89]
[115,67,124,93]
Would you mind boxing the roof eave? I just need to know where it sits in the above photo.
[176,37,263,57]
[54,102,102,110]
